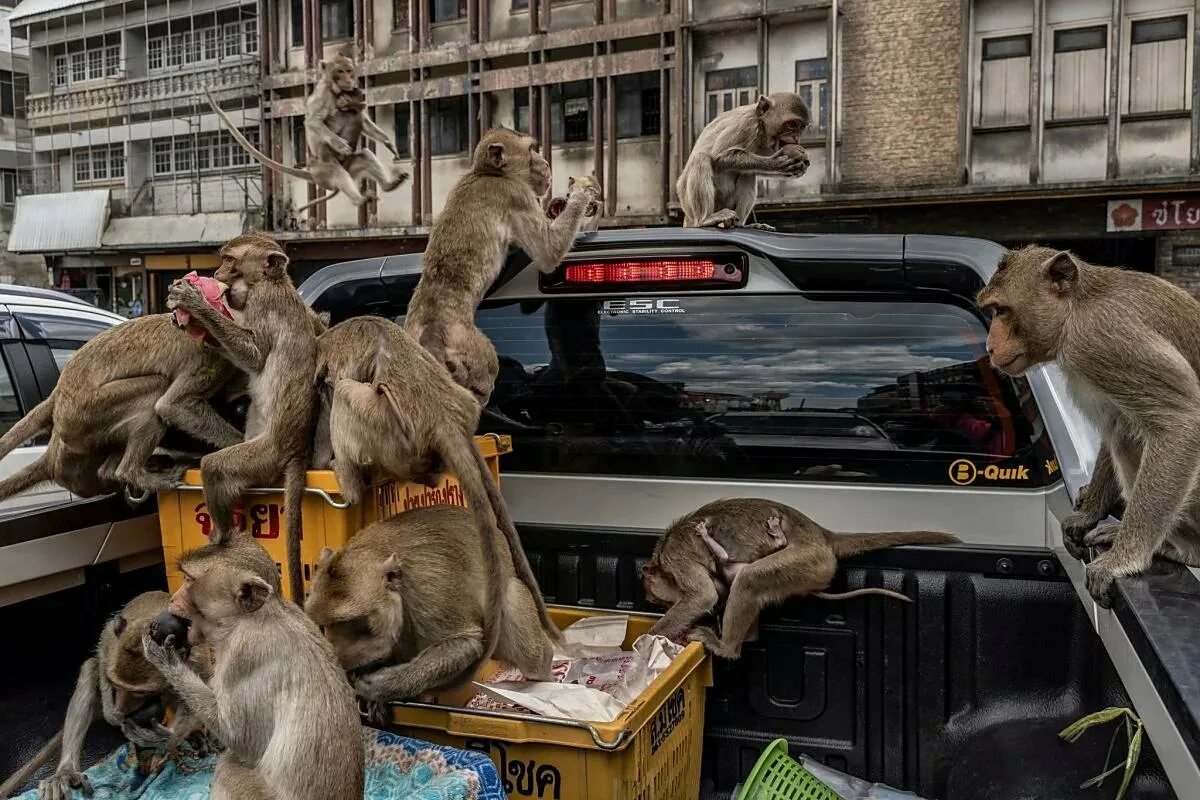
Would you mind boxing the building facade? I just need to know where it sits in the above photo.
[6,0,262,314]
[0,0,44,285]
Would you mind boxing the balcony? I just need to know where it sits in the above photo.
[25,60,260,124]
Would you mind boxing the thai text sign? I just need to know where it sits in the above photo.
[1108,198,1200,232]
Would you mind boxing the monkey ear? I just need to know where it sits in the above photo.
[1041,251,1078,296]
[235,575,273,613]
[381,553,402,591]
[318,59,328,71]
[318,547,334,567]
[486,143,506,169]
[755,95,775,117]
[113,615,127,635]
[265,251,289,280]
[567,176,576,189]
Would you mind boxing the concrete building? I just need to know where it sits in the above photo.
[5,0,262,314]
[0,1,45,285]
[262,0,1200,286]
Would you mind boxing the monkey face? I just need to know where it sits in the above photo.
[325,55,357,93]
[307,548,402,673]
[106,593,174,700]
[215,234,289,308]
[758,92,810,147]
[172,538,278,643]
[641,564,682,607]
[977,245,1077,376]
[568,175,602,216]
[476,128,552,197]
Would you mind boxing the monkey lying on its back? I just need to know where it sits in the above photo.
[644,498,959,659]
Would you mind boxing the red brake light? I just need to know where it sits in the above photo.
[564,259,731,284]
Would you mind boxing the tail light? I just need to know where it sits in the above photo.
[541,254,748,292]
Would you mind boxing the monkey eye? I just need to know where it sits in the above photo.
[989,305,1010,319]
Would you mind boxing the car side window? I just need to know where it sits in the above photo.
[0,354,22,437]
[470,294,1057,488]
[16,312,114,373]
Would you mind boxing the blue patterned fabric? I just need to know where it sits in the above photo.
[14,728,506,800]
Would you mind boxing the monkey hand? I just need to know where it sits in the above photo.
[330,135,353,158]
[1061,510,1106,561]
[166,281,206,316]
[121,717,173,749]
[141,630,184,673]
[687,626,740,660]
[352,669,397,704]
[1084,543,1147,609]
[769,148,810,176]
[39,766,94,800]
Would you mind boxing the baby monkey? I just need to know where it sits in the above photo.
[547,174,602,232]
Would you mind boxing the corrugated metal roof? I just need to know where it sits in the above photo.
[101,212,245,248]
[7,189,110,253]
[9,0,95,24]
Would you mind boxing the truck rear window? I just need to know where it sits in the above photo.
[466,293,1056,487]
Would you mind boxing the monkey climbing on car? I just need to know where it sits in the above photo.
[643,498,959,659]
[205,55,407,215]
[978,245,1200,607]
[676,93,811,230]
[0,592,213,800]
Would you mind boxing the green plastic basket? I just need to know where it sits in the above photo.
[736,738,843,800]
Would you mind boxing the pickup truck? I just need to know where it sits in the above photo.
[2,230,1196,800]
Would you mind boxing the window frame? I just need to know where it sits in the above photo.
[1122,9,1194,116]
[1,170,16,206]
[794,57,830,136]
[704,66,759,124]
[153,131,259,176]
[0,70,12,117]
[973,28,1033,129]
[394,102,411,157]
[1047,21,1110,122]
[321,0,355,40]
[72,145,125,186]
[429,96,468,156]
[428,0,467,24]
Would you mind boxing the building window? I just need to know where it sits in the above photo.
[202,27,219,60]
[74,152,90,184]
[104,44,121,77]
[794,57,829,134]
[1051,26,1107,120]
[213,133,231,168]
[229,129,259,166]
[0,71,11,116]
[292,116,306,166]
[175,139,193,173]
[1,170,16,205]
[705,66,758,123]
[70,52,86,83]
[429,0,466,23]
[394,103,411,157]
[394,0,409,29]
[1128,15,1189,113]
[977,34,1031,127]
[166,34,184,67]
[244,19,259,54]
[615,72,661,138]
[321,0,354,39]
[53,55,68,87]
[552,81,591,143]
[73,147,122,184]
[153,132,257,175]
[223,22,242,56]
[87,49,101,81]
[292,0,304,46]
[430,97,467,155]
[154,140,173,175]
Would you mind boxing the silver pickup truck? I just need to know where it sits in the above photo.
[1,231,1196,800]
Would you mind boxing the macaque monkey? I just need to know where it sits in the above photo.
[0,314,241,504]
[142,534,364,800]
[311,316,557,642]
[166,233,318,602]
[643,498,959,659]
[403,126,597,398]
[695,515,787,589]
[307,505,554,711]
[676,92,811,230]
[548,173,603,232]
[0,592,212,800]
[205,55,408,215]
[978,245,1200,607]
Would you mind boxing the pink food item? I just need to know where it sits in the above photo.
[172,271,233,346]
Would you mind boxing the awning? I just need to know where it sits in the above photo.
[9,0,97,24]
[7,189,110,253]
[101,212,246,250]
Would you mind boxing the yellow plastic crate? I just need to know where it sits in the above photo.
[157,434,512,602]
[386,607,713,800]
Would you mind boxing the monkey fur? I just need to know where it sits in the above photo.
[311,315,558,643]
[166,232,319,603]
[142,534,363,800]
[0,314,241,505]
[306,505,554,713]
[205,55,407,215]
[403,126,597,400]
[979,245,1200,607]
[643,498,959,659]
[0,592,212,800]
[676,92,811,230]
[547,173,602,232]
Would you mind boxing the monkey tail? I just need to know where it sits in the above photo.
[204,90,315,181]
[283,458,306,604]
[0,728,63,797]
[295,190,339,214]
[431,429,512,658]
[470,441,561,644]
[826,531,960,560]
[0,394,54,463]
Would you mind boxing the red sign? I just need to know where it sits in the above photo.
[1107,198,1200,232]
[193,501,282,539]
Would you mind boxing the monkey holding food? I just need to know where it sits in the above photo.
[676,92,811,230]
[142,534,364,800]
[644,498,958,659]
[978,245,1200,606]
[0,592,212,800]
[306,505,555,712]
[547,173,603,232]
[311,315,555,642]
[403,126,597,402]
[0,313,242,506]
[166,232,319,602]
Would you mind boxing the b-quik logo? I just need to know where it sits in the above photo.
[949,459,1029,486]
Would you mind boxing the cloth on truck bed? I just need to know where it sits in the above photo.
[12,727,506,800]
